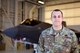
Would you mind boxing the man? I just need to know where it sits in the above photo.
[38,9,79,53]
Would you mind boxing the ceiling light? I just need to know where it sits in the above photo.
[38,1,44,4]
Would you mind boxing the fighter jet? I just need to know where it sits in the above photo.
[1,19,52,44]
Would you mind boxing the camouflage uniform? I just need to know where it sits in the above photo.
[38,26,79,53]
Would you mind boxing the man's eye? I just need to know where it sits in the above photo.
[58,16,60,18]
[54,16,56,18]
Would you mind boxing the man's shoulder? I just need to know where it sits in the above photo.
[41,27,51,36]
[64,27,76,36]
[64,27,74,33]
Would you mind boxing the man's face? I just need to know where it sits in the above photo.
[51,11,63,27]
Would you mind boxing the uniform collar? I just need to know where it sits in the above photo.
[49,26,65,36]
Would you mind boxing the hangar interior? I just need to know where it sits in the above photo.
[0,0,80,52]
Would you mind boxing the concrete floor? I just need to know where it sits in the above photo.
[0,49,34,53]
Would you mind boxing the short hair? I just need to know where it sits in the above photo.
[51,9,63,18]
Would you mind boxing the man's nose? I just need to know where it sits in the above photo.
[55,16,59,19]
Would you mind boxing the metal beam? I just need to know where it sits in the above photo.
[24,0,43,6]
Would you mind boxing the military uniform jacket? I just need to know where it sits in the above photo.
[38,26,79,53]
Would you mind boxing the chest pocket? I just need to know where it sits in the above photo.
[44,35,54,49]
[54,34,72,48]
[62,35,72,48]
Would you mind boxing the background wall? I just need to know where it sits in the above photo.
[44,2,80,31]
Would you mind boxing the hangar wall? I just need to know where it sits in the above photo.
[45,2,80,26]
[44,2,80,32]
